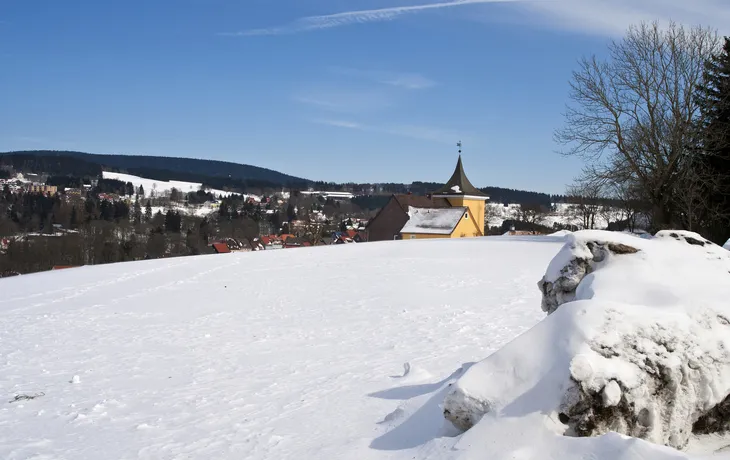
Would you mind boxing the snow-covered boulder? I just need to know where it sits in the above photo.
[537,233,640,314]
[443,230,730,450]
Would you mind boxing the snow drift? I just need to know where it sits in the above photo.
[443,230,730,451]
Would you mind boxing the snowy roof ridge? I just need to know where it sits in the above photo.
[400,206,467,235]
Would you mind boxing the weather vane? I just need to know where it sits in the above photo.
[457,141,462,155]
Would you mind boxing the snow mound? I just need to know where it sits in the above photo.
[549,229,573,237]
[443,230,730,452]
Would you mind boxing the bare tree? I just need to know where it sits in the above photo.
[517,203,549,226]
[602,178,650,232]
[566,181,604,229]
[556,22,719,231]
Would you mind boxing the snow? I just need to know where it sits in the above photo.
[149,203,218,218]
[724,238,729,250]
[400,206,466,234]
[102,171,259,201]
[444,230,730,458]
[486,202,636,231]
[0,236,562,460]
[3,233,730,460]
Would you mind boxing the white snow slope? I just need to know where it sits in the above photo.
[2,235,728,460]
[102,171,253,200]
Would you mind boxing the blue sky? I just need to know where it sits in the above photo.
[2,1,730,194]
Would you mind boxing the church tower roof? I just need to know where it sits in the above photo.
[432,155,488,197]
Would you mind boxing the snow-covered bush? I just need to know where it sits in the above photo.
[443,230,730,450]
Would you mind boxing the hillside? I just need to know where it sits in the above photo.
[0,151,558,204]
[0,150,308,187]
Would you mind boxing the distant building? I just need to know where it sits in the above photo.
[211,242,231,254]
[400,156,489,240]
[27,184,58,195]
[365,194,449,242]
[366,156,489,241]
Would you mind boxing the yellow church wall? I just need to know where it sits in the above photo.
[445,197,485,236]
[449,209,481,238]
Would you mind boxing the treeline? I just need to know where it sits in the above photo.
[0,153,102,177]
[0,150,307,185]
[0,152,567,209]
[344,183,562,210]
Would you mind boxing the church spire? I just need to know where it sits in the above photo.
[432,144,487,197]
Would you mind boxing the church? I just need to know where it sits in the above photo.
[365,156,489,241]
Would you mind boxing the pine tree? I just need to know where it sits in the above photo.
[165,210,180,233]
[286,203,296,222]
[100,200,114,221]
[219,202,230,220]
[138,185,145,198]
[145,200,152,222]
[697,37,730,244]
[133,197,142,225]
[70,206,79,229]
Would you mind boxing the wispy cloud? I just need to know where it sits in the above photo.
[329,66,436,90]
[222,0,730,38]
[512,0,730,36]
[312,119,365,129]
[310,118,464,144]
[294,89,393,113]
[222,0,516,36]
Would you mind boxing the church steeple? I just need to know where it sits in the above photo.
[432,149,487,197]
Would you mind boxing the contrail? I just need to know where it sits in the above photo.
[224,0,519,36]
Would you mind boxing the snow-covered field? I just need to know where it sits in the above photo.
[102,171,256,200]
[2,235,729,460]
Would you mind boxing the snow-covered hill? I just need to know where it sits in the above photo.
[102,171,259,201]
[2,236,728,460]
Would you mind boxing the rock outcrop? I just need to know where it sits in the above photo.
[443,230,730,450]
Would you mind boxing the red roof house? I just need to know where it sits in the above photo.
[211,242,231,254]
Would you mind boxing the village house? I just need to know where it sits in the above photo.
[366,156,489,241]
[27,184,58,195]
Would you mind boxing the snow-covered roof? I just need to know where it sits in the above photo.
[400,206,466,235]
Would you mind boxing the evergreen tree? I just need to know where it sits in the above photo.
[133,196,142,225]
[85,197,97,222]
[138,184,145,197]
[70,206,79,229]
[99,200,114,221]
[219,202,230,220]
[145,200,152,222]
[286,203,297,222]
[113,201,130,221]
[199,217,211,244]
[164,210,181,233]
[697,37,730,244]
